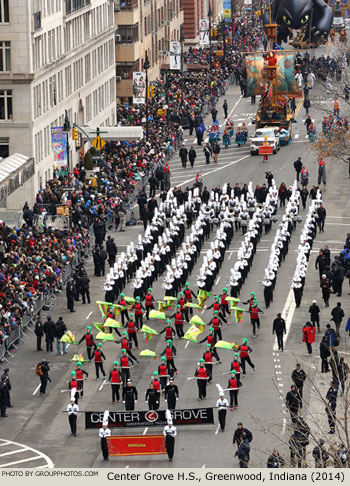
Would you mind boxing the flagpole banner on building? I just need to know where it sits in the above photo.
[170,41,181,70]
[199,18,209,45]
[223,0,232,19]
[132,72,146,104]
[51,127,67,167]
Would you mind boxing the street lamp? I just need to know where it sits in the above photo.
[208,2,212,90]
[180,26,185,108]
[143,52,150,141]
[63,110,71,179]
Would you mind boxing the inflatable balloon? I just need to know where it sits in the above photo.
[263,0,333,44]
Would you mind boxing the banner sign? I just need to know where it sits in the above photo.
[107,435,167,456]
[132,72,146,104]
[259,145,273,155]
[223,0,232,19]
[170,41,181,70]
[51,127,67,167]
[85,407,214,429]
[199,18,209,45]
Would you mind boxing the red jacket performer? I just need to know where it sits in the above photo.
[161,340,178,375]
[195,359,208,400]
[78,326,95,360]
[108,361,121,403]
[170,305,185,338]
[239,338,255,375]
[144,288,155,321]
[183,282,197,315]
[91,343,106,379]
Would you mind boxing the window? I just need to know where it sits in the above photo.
[0,0,9,23]
[85,53,91,83]
[118,24,139,43]
[85,94,91,122]
[65,66,72,96]
[0,90,12,120]
[0,137,9,159]
[0,41,10,72]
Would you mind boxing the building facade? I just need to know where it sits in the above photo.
[115,0,184,103]
[0,0,116,197]
[183,0,223,45]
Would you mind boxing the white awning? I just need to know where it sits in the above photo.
[0,153,33,184]
[81,126,144,142]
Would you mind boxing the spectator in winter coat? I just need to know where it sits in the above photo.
[319,336,331,373]
[309,300,321,332]
[331,302,345,337]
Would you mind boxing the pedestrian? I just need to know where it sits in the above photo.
[223,100,228,118]
[318,159,326,189]
[0,368,11,408]
[235,433,250,468]
[148,174,158,198]
[212,141,221,164]
[325,323,337,350]
[290,97,296,117]
[34,316,44,351]
[179,145,188,169]
[303,97,311,116]
[43,315,55,352]
[122,379,138,410]
[292,364,306,403]
[233,422,253,447]
[316,203,326,233]
[332,263,345,297]
[239,338,255,374]
[312,439,329,468]
[80,274,91,304]
[331,302,345,337]
[320,274,331,307]
[337,357,349,394]
[203,143,212,164]
[267,449,285,468]
[315,251,326,282]
[227,370,241,410]
[78,326,96,361]
[293,157,302,181]
[320,336,331,373]
[211,107,218,123]
[300,166,309,188]
[0,378,8,417]
[272,313,286,351]
[309,300,321,331]
[334,96,340,117]
[118,207,126,232]
[66,279,76,312]
[67,390,79,436]
[55,316,67,355]
[285,384,301,423]
[163,419,177,462]
[302,322,316,355]
[189,146,196,168]
[106,237,117,267]
[195,359,208,400]
[92,343,106,379]
[216,384,229,432]
[145,382,159,411]
[36,359,51,397]
[99,411,111,461]
[109,361,121,403]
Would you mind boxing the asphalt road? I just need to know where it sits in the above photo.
[2,41,350,469]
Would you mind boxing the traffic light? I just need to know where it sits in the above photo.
[151,86,155,97]
[72,128,78,140]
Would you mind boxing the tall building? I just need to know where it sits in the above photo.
[0,0,116,197]
[183,0,222,45]
[115,0,184,103]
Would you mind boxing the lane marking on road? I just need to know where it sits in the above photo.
[0,439,54,468]
[185,340,190,349]
[143,427,148,435]
[33,384,41,396]
[86,311,92,320]
[0,456,44,467]
[0,449,27,458]
[215,276,221,285]
[282,418,287,435]
[294,133,300,139]
[273,288,296,352]
[215,424,220,435]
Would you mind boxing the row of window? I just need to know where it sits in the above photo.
[85,78,115,122]
[33,40,114,120]
[33,0,62,19]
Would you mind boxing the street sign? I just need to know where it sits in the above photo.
[91,136,106,151]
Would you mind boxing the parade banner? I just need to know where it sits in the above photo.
[107,435,167,456]
[170,41,181,70]
[85,408,214,429]
[51,127,67,167]
[132,72,146,104]
[199,18,209,45]
[223,0,231,19]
